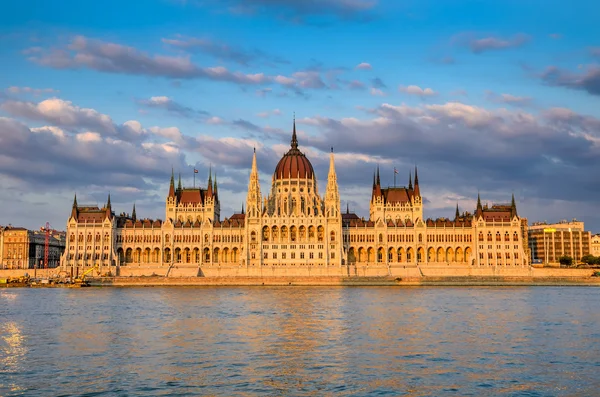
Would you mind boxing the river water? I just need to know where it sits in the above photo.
[1,287,599,396]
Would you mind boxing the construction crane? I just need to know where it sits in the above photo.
[40,222,57,269]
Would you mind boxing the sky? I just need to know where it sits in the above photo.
[1,0,600,232]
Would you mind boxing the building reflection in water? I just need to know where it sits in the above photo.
[2,287,600,396]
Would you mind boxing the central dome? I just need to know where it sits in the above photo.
[274,120,314,180]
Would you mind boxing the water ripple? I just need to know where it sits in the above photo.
[1,287,600,396]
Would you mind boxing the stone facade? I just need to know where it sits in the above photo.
[0,226,4,268]
[61,121,527,274]
[1,226,66,269]
[591,234,600,256]
[528,220,591,265]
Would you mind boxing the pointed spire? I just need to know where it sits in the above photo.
[241,203,245,214]
[251,148,258,175]
[511,193,518,217]
[408,171,413,190]
[328,147,337,178]
[373,166,382,198]
[207,166,213,197]
[132,203,137,222]
[455,203,460,220]
[105,193,112,219]
[246,148,261,218]
[346,202,350,214]
[476,192,483,217]
[414,165,419,185]
[168,168,175,197]
[291,114,299,150]
[213,173,218,194]
[71,193,78,220]
[177,172,182,190]
[413,166,420,197]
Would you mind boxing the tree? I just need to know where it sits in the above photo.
[581,254,596,265]
[559,256,573,267]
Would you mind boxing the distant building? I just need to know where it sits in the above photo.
[0,225,4,267]
[591,234,600,256]
[528,220,591,266]
[520,218,530,266]
[1,225,66,269]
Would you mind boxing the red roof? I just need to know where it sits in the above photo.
[179,189,203,205]
[482,204,513,222]
[274,124,314,180]
[77,207,106,223]
[382,187,412,204]
[274,151,314,180]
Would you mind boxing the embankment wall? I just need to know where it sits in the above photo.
[1,265,598,285]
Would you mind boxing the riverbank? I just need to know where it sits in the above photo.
[3,266,600,287]
[87,275,600,287]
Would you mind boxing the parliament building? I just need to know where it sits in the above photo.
[61,121,528,276]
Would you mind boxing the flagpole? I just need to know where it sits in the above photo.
[394,168,396,187]
[193,170,195,188]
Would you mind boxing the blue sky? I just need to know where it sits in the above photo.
[1,0,599,231]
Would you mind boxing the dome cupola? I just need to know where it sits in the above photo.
[274,118,314,180]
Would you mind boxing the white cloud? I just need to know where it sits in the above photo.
[257,109,283,118]
[399,85,438,97]
[76,132,102,142]
[1,98,116,135]
[148,126,184,142]
[486,91,532,106]
[148,96,171,104]
[355,62,372,70]
[206,116,225,124]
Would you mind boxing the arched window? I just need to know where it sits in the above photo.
[330,231,336,242]
[478,232,483,242]
[378,234,383,243]
[251,231,257,243]
[317,226,324,242]
[418,234,423,243]
[290,227,297,242]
